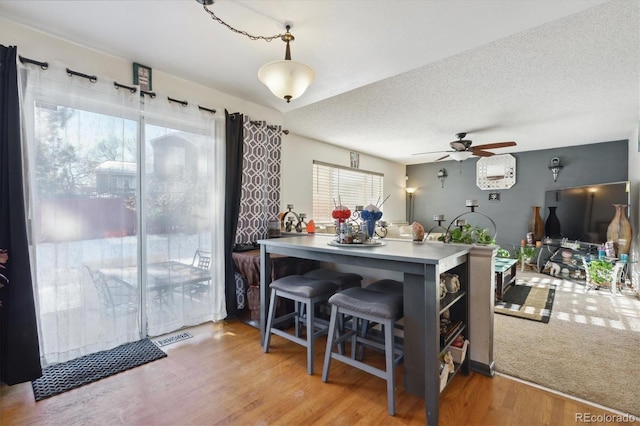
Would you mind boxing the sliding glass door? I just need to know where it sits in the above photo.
[140,100,221,336]
[20,62,225,366]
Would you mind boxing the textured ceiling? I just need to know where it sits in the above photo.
[0,0,638,164]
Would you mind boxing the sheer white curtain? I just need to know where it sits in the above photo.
[140,93,225,336]
[19,61,225,365]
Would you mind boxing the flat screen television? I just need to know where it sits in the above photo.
[543,181,629,243]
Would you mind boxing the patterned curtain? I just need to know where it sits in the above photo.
[235,117,282,244]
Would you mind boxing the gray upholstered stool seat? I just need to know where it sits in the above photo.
[322,287,404,416]
[359,280,404,358]
[270,275,338,298]
[303,269,363,290]
[329,287,402,319]
[263,275,339,375]
[366,279,403,296]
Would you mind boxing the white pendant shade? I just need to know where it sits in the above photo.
[449,151,473,162]
[258,60,316,102]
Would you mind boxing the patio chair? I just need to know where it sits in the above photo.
[85,265,138,318]
[186,249,212,300]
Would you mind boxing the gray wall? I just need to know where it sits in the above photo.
[406,140,628,251]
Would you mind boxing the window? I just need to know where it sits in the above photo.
[313,160,383,222]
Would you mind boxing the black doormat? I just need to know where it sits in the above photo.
[494,283,556,323]
[32,339,166,401]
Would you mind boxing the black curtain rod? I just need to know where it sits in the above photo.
[66,67,97,83]
[250,121,288,134]
[19,56,215,112]
[168,96,187,107]
[113,81,137,94]
[198,105,216,114]
[18,55,48,70]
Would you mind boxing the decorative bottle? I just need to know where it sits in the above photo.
[544,206,562,239]
[606,204,632,255]
[529,206,544,242]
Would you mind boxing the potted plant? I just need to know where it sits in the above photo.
[496,248,511,258]
[438,224,496,245]
[585,259,614,287]
[515,246,536,268]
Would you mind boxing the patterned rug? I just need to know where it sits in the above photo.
[494,282,556,323]
[32,339,166,401]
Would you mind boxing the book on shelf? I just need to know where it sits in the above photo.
[441,320,463,345]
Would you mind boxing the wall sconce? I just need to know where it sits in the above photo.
[549,157,563,182]
[405,187,416,223]
[437,168,447,188]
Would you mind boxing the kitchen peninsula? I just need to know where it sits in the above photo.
[259,234,495,425]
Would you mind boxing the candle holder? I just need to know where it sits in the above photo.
[375,220,388,238]
[441,201,497,244]
[426,214,447,240]
[295,213,307,232]
[281,204,301,232]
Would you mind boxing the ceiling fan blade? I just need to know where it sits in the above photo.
[412,150,450,156]
[435,154,450,161]
[472,150,495,157]
[471,141,516,151]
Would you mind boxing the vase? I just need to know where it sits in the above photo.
[365,219,377,240]
[544,206,562,238]
[606,204,632,255]
[529,206,544,242]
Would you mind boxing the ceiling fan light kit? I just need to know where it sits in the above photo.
[449,151,473,162]
[412,132,517,163]
[196,0,315,103]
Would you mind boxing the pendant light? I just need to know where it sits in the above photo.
[196,0,315,103]
[258,26,315,103]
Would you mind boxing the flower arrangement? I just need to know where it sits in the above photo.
[0,249,8,307]
[360,197,389,239]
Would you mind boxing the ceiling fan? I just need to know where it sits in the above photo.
[413,133,517,161]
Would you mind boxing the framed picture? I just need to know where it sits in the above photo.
[488,192,500,202]
[133,62,152,91]
[350,151,359,168]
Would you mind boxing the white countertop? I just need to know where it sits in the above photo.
[258,234,471,266]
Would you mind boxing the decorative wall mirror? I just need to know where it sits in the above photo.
[476,154,516,190]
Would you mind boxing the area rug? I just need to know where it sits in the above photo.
[32,339,166,401]
[495,272,640,417]
[494,281,556,323]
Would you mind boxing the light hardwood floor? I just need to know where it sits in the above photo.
[1,320,634,425]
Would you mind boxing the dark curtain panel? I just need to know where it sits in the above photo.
[0,45,42,384]
[224,110,244,318]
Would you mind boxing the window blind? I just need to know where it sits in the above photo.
[312,161,384,222]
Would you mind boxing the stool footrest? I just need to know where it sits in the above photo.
[330,353,388,380]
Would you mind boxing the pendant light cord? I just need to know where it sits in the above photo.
[200,3,285,42]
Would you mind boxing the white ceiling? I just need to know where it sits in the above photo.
[1,0,638,165]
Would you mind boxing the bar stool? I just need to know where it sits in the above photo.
[303,269,363,321]
[322,287,404,415]
[303,269,363,290]
[366,279,403,295]
[263,275,339,375]
[358,279,404,358]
